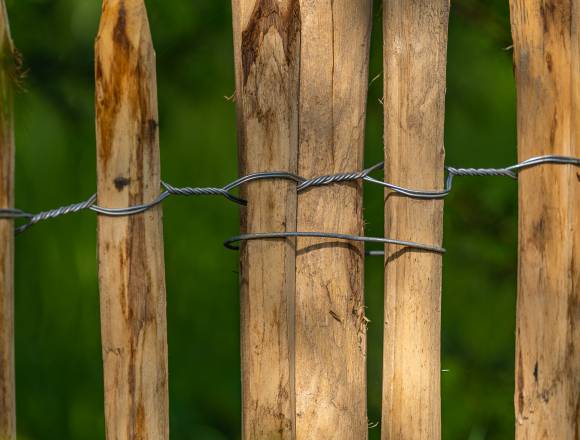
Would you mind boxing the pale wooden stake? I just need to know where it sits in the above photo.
[231,0,299,437]
[232,1,373,436]
[95,0,169,438]
[295,1,372,438]
[0,0,15,438]
[510,1,580,437]
[382,1,449,438]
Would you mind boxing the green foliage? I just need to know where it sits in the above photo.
[6,0,516,438]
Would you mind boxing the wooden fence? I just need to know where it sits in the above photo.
[0,0,578,439]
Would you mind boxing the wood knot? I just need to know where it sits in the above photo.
[114,176,131,191]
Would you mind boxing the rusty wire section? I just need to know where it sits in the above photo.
[0,154,578,254]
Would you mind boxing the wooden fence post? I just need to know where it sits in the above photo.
[232,1,372,437]
[95,1,169,438]
[295,1,372,438]
[231,1,299,437]
[0,0,15,438]
[510,1,580,437]
[382,1,449,438]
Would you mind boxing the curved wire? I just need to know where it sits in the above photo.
[2,154,578,239]
[0,208,32,220]
[507,154,580,172]
[224,232,446,254]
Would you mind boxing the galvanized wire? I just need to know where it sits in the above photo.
[225,232,446,254]
[0,208,31,220]
[364,154,580,199]
[1,154,578,253]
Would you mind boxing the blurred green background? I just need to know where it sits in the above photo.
[6,0,517,438]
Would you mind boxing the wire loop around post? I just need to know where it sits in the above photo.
[0,209,32,220]
[224,232,446,255]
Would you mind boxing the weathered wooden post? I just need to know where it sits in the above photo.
[95,0,169,438]
[382,1,449,438]
[231,1,299,437]
[232,1,372,437]
[510,1,580,437]
[295,1,371,438]
[0,0,15,438]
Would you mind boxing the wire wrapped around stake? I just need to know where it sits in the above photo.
[2,154,579,252]
[224,232,446,255]
[0,208,31,220]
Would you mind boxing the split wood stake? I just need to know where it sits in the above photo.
[295,1,372,438]
[382,1,449,438]
[0,1,15,438]
[95,1,169,438]
[232,0,299,437]
[510,1,580,437]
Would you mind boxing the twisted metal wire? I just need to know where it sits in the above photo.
[1,154,578,253]
[15,195,97,234]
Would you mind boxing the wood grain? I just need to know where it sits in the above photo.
[0,1,15,438]
[95,1,169,438]
[382,1,448,438]
[232,0,300,437]
[295,1,372,438]
[232,1,372,437]
[510,1,580,437]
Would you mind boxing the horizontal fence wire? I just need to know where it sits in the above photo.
[0,154,578,254]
